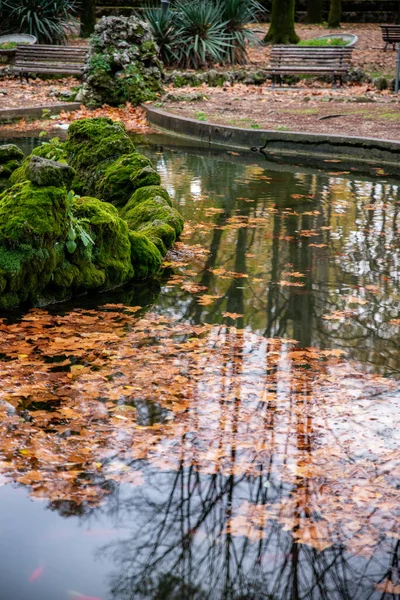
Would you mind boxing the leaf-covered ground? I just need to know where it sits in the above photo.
[0,24,399,139]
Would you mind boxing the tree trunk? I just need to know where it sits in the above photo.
[397,1,400,24]
[328,0,341,28]
[264,0,299,44]
[80,0,96,38]
[306,0,323,23]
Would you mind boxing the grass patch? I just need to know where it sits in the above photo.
[227,118,261,129]
[298,37,348,47]
[195,111,207,122]
[276,125,290,131]
[281,108,319,115]
[377,112,400,120]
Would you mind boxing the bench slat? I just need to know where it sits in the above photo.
[11,44,87,78]
[267,45,353,86]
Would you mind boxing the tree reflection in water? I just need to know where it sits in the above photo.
[0,140,398,600]
[92,146,400,600]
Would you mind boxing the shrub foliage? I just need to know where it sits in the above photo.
[145,0,264,68]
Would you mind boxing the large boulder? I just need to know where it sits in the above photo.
[0,118,183,309]
[81,16,164,108]
[10,138,68,185]
[65,117,135,197]
[65,117,161,208]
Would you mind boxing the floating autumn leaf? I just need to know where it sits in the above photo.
[222,312,244,319]
[345,296,368,305]
[281,271,305,278]
[375,580,400,594]
[292,523,334,552]
[197,295,222,306]
[278,280,305,287]
[181,282,208,294]
[323,310,357,320]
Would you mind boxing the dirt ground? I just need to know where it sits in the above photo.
[161,84,400,141]
[160,24,400,141]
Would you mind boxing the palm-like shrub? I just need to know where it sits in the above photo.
[174,0,230,69]
[0,0,77,45]
[143,7,179,67]
[221,0,263,65]
[145,0,263,69]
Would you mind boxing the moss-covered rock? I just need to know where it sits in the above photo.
[26,156,76,188]
[10,139,68,186]
[137,220,177,256]
[128,230,162,278]
[0,145,24,163]
[0,144,24,190]
[95,153,155,208]
[66,117,135,197]
[121,185,172,216]
[124,195,184,237]
[0,117,184,309]
[0,180,69,308]
[80,16,164,108]
[70,196,133,288]
[0,181,69,246]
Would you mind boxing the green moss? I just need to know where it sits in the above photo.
[95,153,154,208]
[66,118,135,196]
[121,185,172,218]
[0,145,24,185]
[0,182,68,246]
[124,195,184,241]
[9,165,27,185]
[137,220,177,256]
[32,140,68,163]
[52,261,80,289]
[0,144,24,163]
[130,164,161,191]
[128,230,162,278]
[0,159,22,179]
[71,196,134,288]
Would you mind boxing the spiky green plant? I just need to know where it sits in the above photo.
[220,0,264,65]
[173,0,230,69]
[144,7,180,67]
[0,0,77,45]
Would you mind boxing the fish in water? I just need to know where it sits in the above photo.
[68,591,102,600]
[29,565,44,582]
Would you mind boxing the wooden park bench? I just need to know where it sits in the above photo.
[267,46,354,88]
[9,45,88,82]
[380,25,400,51]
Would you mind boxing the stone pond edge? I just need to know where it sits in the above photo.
[144,104,400,169]
[0,103,81,123]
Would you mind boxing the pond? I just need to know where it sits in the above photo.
[0,134,399,600]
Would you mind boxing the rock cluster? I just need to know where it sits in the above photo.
[0,117,183,309]
[81,16,164,107]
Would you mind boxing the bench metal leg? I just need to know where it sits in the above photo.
[333,74,337,90]
[272,74,275,89]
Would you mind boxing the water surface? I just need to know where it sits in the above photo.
[0,136,399,600]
